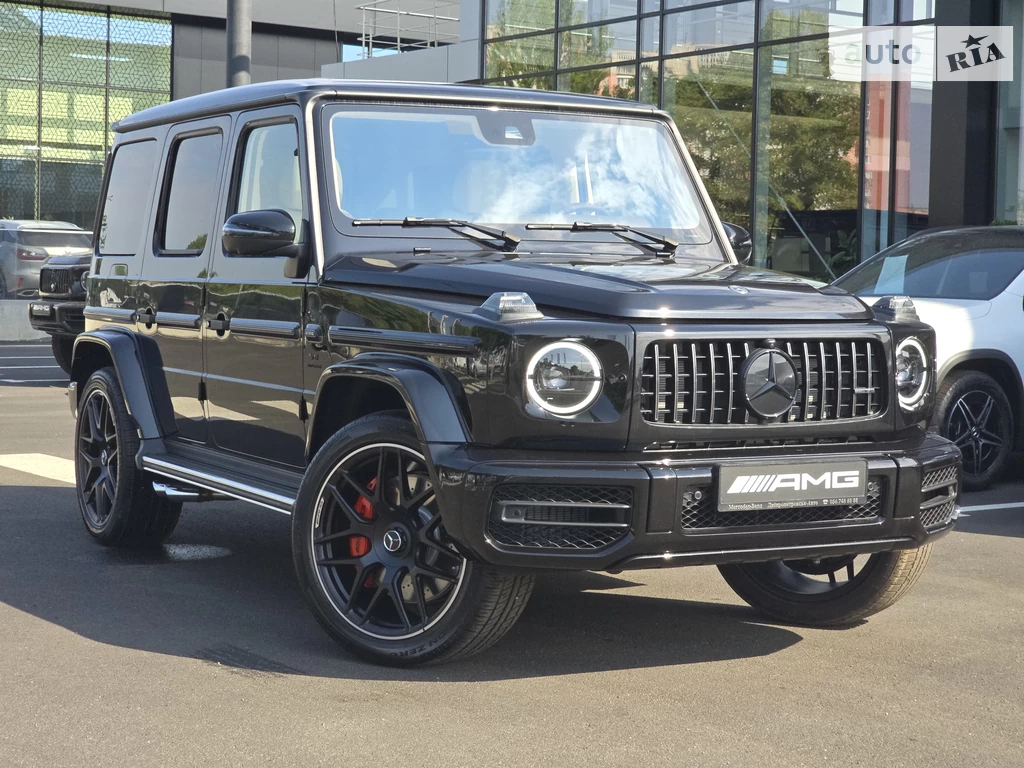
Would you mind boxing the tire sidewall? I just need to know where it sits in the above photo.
[935,371,1013,490]
[75,369,136,542]
[291,414,485,664]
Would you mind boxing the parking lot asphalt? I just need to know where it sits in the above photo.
[1,341,1023,767]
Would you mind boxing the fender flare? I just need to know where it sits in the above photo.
[71,328,177,440]
[306,354,472,460]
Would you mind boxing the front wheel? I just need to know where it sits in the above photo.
[292,413,534,665]
[934,370,1013,491]
[718,546,932,626]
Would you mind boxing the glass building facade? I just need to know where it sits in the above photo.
[0,2,171,231]
[481,0,936,279]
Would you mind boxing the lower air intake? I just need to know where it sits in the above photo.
[920,465,959,529]
[487,485,632,551]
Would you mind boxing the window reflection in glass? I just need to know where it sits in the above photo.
[559,0,638,27]
[485,34,556,79]
[558,64,637,99]
[559,21,638,69]
[664,50,754,230]
[663,2,755,56]
[329,107,710,241]
[754,38,861,280]
[236,123,303,236]
[760,0,863,41]
[485,0,556,39]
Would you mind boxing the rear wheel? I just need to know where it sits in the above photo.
[934,370,1013,491]
[51,334,74,376]
[718,546,932,626]
[293,413,534,665]
[75,368,181,546]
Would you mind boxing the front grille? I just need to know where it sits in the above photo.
[487,485,632,551]
[641,338,885,425]
[680,479,884,530]
[920,464,959,528]
[39,267,74,297]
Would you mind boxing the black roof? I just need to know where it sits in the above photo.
[115,79,661,133]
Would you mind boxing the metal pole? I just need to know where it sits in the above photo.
[226,0,252,88]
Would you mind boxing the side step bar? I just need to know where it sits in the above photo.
[142,455,297,514]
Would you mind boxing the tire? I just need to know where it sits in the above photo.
[74,367,181,547]
[51,334,74,376]
[718,546,932,627]
[934,370,1013,491]
[292,412,534,666]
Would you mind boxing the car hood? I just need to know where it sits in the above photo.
[323,255,873,321]
[912,297,992,324]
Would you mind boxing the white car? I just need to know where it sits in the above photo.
[834,227,1024,490]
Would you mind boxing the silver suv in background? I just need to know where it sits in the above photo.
[0,221,92,299]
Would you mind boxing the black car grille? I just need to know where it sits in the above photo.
[679,479,884,530]
[920,465,959,529]
[640,338,886,425]
[487,485,632,551]
[39,267,74,297]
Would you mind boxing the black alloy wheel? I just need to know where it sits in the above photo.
[310,441,466,640]
[934,370,1013,491]
[719,545,933,626]
[946,390,1007,478]
[78,388,119,529]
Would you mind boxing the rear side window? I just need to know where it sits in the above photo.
[98,140,159,255]
[160,132,223,253]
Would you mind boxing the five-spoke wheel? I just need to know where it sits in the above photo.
[935,370,1012,490]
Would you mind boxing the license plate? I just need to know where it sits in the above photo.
[717,460,868,512]
[30,303,51,317]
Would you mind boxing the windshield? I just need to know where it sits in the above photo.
[15,231,91,248]
[835,240,1024,301]
[326,105,713,246]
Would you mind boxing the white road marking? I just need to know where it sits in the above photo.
[959,501,1024,513]
[0,356,55,360]
[2,379,67,384]
[0,365,61,370]
[0,454,75,484]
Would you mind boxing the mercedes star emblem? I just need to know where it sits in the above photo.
[382,528,404,553]
[741,348,798,419]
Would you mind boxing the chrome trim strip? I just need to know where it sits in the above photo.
[624,538,912,566]
[228,318,301,338]
[305,95,324,278]
[142,456,295,513]
[83,307,134,323]
[155,311,201,329]
[328,325,480,356]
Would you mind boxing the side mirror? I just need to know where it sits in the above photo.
[222,209,297,257]
[722,222,753,265]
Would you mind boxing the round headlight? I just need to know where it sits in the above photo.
[525,341,603,416]
[895,337,929,410]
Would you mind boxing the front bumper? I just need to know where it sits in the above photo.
[27,299,85,335]
[430,432,961,571]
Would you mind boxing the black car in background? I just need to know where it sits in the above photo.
[67,80,960,665]
[28,251,93,374]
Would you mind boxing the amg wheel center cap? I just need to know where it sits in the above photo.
[101,449,109,464]
[382,527,405,553]
[741,347,798,419]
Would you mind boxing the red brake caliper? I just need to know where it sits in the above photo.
[348,477,377,559]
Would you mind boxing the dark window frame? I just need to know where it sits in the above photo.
[95,137,160,257]
[154,126,225,258]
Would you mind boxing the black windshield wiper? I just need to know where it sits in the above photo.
[351,217,520,252]
[525,221,678,256]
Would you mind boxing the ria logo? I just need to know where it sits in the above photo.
[936,26,1014,82]
[726,471,862,495]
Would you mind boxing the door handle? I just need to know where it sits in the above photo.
[207,315,230,333]
[136,309,155,325]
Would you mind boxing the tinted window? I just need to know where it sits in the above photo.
[836,244,1024,300]
[234,122,302,238]
[98,140,159,255]
[16,231,91,248]
[161,132,223,252]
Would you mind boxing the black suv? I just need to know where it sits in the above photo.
[29,251,92,374]
[69,80,961,665]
